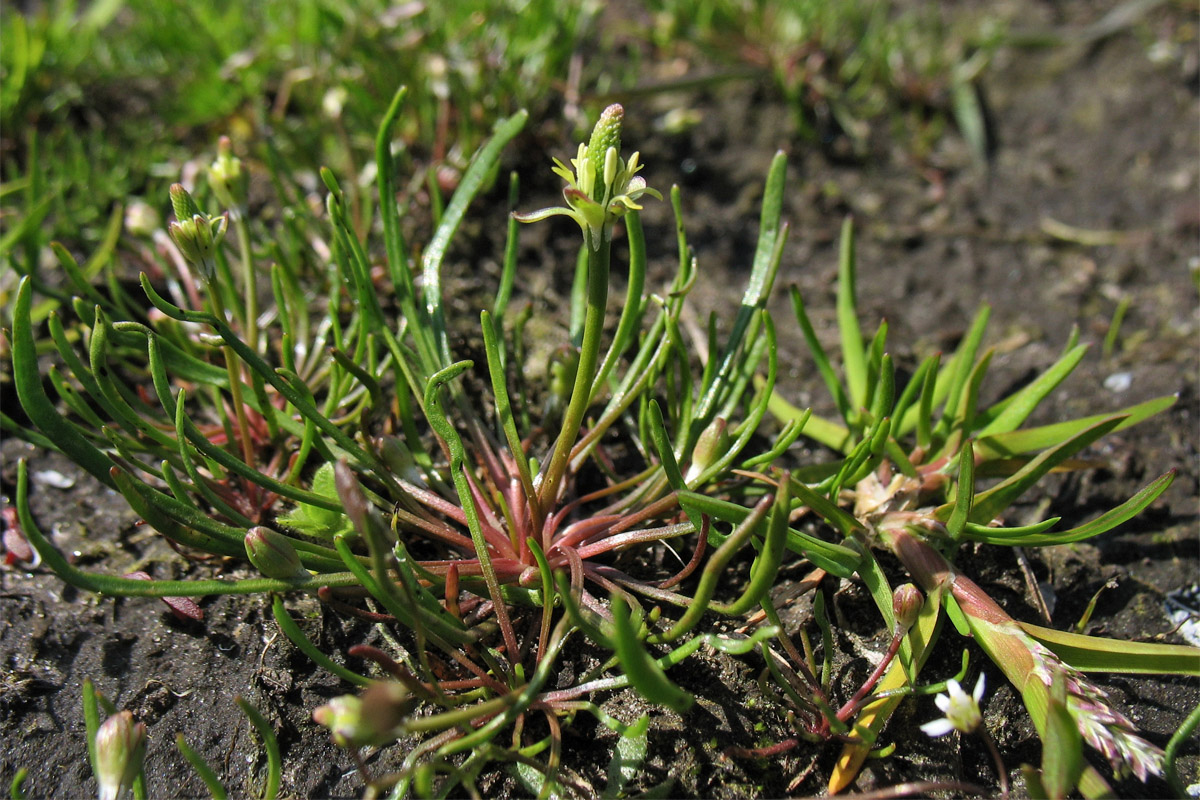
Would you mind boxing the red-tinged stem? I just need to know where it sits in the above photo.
[836,631,906,723]
[552,514,625,551]
[444,564,461,620]
[980,726,1011,797]
[725,738,800,759]
[415,558,527,583]
[604,493,682,537]
[656,517,709,589]
[574,521,694,559]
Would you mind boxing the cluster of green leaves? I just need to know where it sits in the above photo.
[758,219,1198,796]
[11,91,1197,794]
[7,91,824,796]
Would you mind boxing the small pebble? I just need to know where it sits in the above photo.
[1103,372,1132,393]
[33,470,76,489]
[1165,585,1200,648]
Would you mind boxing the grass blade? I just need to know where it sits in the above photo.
[423,110,529,369]
[966,416,1123,525]
[1018,622,1200,675]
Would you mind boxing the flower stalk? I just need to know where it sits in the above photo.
[208,137,259,353]
[168,183,258,471]
[536,235,609,514]
[516,104,661,518]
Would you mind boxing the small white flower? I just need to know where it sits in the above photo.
[921,674,986,737]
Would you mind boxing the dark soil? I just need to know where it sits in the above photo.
[3,3,1197,798]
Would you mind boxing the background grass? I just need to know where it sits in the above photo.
[2,0,997,274]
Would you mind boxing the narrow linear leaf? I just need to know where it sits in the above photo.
[765,385,850,452]
[235,696,282,800]
[837,218,868,412]
[1019,622,1200,675]
[975,395,1176,459]
[789,285,853,427]
[965,416,1124,525]
[423,111,529,368]
[975,471,1175,547]
[977,344,1088,437]
[611,594,693,713]
[12,278,116,488]
[946,440,975,539]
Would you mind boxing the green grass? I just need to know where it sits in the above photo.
[1,0,602,265]
[1,0,1000,271]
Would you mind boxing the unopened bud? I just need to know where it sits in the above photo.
[244,526,307,580]
[167,184,227,282]
[603,146,618,190]
[208,136,248,215]
[95,711,146,800]
[892,583,924,634]
[359,681,417,739]
[586,104,623,187]
[684,417,728,484]
[314,694,371,748]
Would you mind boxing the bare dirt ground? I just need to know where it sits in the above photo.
[2,3,1197,797]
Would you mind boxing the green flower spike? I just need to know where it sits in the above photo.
[167,183,227,283]
[515,103,660,250]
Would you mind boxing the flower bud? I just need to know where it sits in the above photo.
[244,526,307,580]
[684,417,728,484]
[359,681,417,739]
[167,184,227,283]
[586,104,623,187]
[892,583,924,634]
[208,136,248,215]
[603,146,618,190]
[94,711,146,800]
[313,694,370,748]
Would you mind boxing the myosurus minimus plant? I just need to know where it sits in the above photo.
[5,92,1198,799]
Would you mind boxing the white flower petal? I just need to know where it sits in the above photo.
[921,719,956,738]
[934,693,952,713]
